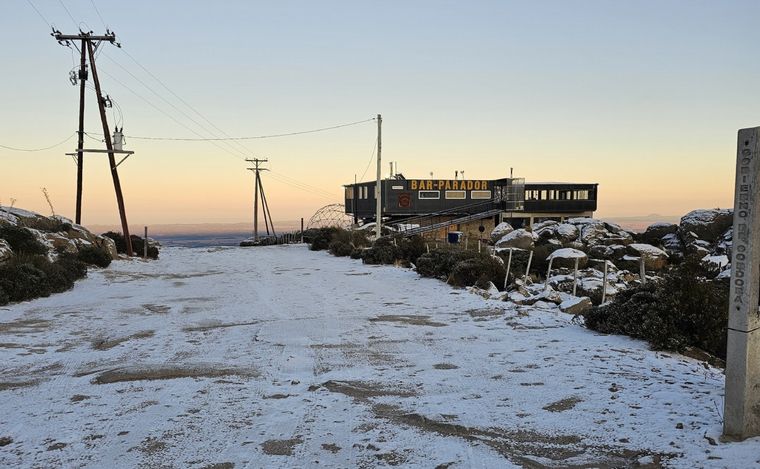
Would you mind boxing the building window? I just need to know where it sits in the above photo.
[471,190,492,200]
[419,190,440,200]
[345,187,353,199]
[445,190,466,200]
[574,190,589,200]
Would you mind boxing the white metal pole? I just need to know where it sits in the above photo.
[525,250,534,282]
[544,258,554,292]
[504,248,513,290]
[572,257,579,296]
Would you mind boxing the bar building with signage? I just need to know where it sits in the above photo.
[344,174,598,238]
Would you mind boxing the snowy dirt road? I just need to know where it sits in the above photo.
[1,245,758,468]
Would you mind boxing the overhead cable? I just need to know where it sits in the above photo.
[0,133,76,152]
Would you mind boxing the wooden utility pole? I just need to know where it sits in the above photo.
[375,114,382,239]
[54,30,134,256]
[724,126,760,440]
[75,39,87,224]
[246,158,270,241]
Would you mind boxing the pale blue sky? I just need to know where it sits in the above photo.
[1,1,759,224]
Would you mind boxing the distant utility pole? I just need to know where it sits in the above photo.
[375,114,382,239]
[246,158,275,241]
[53,29,134,256]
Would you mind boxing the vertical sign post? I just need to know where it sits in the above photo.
[724,126,760,440]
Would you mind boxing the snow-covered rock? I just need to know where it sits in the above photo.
[495,228,536,250]
[489,222,513,244]
[627,243,669,270]
[679,209,733,243]
[559,296,592,315]
[641,222,678,244]
[548,248,588,268]
[556,223,579,243]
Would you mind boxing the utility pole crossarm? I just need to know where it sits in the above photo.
[53,32,117,42]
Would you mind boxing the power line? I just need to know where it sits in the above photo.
[25,0,52,29]
[118,47,255,157]
[100,50,249,158]
[109,118,377,141]
[57,0,78,29]
[358,138,378,182]
[269,170,336,198]
[0,133,76,152]
[89,0,107,29]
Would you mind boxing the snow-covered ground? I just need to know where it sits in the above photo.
[1,245,758,468]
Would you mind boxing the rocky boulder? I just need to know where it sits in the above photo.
[548,247,588,269]
[640,222,678,244]
[559,296,592,315]
[678,209,732,243]
[626,243,669,270]
[556,223,579,243]
[495,229,536,250]
[490,222,514,244]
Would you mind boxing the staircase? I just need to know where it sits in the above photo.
[392,208,502,237]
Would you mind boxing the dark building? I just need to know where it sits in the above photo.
[344,176,598,236]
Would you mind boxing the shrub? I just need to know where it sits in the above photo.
[396,236,426,265]
[103,231,127,252]
[362,237,401,265]
[0,262,50,301]
[415,248,478,280]
[329,239,354,257]
[102,231,158,259]
[0,252,87,303]
[0,286,8,306]
[0,226,48,256]
[307,227,341,251]
[77,245,112,267]
[583,256,729,359]
[130,236,159,260]
[448,254,506,288]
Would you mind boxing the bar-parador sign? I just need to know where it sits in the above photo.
[408,180,489,191]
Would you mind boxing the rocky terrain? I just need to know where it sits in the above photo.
[0,206,118,263]
[485,208,733,311]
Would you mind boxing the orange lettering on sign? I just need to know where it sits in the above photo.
[410,180,417,190]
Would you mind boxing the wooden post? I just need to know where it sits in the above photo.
[143,226,148,259]
[426,243,430,254]
[87,41,133,256]
[375,114,382,239]
[300,217,304,243]
[503,248,512,290]
[75,38,87,225]
[478,239,481,253]
[639,255,646,285]
[572,257,579,296]
[724,126,760,440]
[525,250,534,282]
[465,236,468,251]
[602,261,609,304]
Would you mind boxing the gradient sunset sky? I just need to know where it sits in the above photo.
[1,1,758,227]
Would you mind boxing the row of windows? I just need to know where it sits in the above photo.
[347,188,492,201]
[525,189,591,201]
[419,190,492,200]
[346,186,372,200]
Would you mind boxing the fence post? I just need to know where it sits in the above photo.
[143,226,148,259]
[639,255,646,285]
[602,260,608,304]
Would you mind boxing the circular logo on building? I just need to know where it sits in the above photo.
[398,193,411,208]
